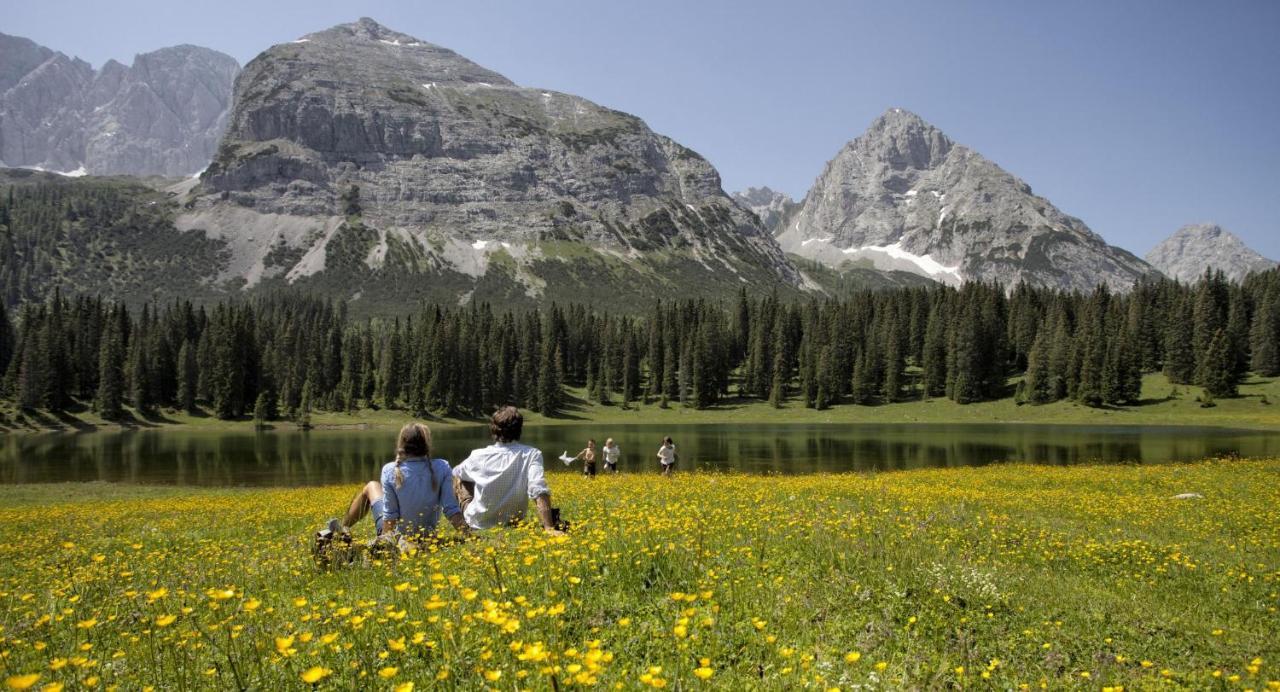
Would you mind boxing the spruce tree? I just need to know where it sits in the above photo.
[1250,290,1280,376]
[1023,328,1055,404]
[95,322,125,420]
[814,345,833,410]
[128,329,152,415]
[1199,329,1237,398]
[921,302,947,398]
[1163,296,1196,384]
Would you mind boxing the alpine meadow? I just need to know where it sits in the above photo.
[2,5,1280,692]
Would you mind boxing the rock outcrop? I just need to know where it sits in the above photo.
[188,18,800,308]
[1145,224,1276,283]
[732,186,798,235]
[0,33,239,177]
[777,108,1154,291]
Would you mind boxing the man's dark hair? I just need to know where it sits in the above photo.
[491,406,523,442]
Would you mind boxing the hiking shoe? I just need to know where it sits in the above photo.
[367,533,400,562]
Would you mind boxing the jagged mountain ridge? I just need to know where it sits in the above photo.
[1145,224,1277,283]
[732,186,799,235]
[182,18,801,308]
[0,32,239,177]
[777,108,1155,291]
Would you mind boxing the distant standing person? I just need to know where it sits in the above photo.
[657,436,677,476]
[602,438,621,473]
[573,439,598,477]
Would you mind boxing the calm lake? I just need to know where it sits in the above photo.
[2,423,1278,486]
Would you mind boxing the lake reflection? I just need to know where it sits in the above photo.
[1,423,1277,486]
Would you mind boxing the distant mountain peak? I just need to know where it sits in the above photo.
[1146,223,1276,283]
[854,107,954,171]
[732,187,798,235]
[778,109,1152,290]
[308,17,429,45]
[281,17,513,87]
[0,33,239,176]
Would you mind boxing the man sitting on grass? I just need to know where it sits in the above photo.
[452,406,566,535]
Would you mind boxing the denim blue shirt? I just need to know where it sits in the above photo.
[379,457,461,536]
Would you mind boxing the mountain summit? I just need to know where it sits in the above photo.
[189,18,799,308]
[777,108,1153,290]
[0,33,239,176]
[1145,224,1276,283]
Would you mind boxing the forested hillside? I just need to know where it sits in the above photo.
[1,268,1276,423]
[0,170,227,307]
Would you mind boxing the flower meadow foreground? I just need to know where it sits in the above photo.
[1,460,1278,690]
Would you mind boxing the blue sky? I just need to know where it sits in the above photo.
[9,0,1280,259]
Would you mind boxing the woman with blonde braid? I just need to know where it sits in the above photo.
[315,423,468,554]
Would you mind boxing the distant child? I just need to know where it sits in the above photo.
[573,439,598,477]
[657,436,677,476]
[602,438,621,473]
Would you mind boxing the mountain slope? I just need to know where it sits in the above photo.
[0,33,239,177]
[1145,224,1276,283]
[777,108,1154,291]
[183,18,800,309]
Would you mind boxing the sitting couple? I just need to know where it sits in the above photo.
[316,406,563,556]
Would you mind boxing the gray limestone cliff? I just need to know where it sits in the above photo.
[777,108,1154,291]
[1145,224,1276,283]
[187,18,800,305]
[732,186,798,235]
[0,33,239,176]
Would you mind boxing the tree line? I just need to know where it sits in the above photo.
[1,268,1277,421]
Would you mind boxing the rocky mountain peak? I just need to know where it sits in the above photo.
[778,109,1152,291]
[732,187,798,235]
[0,34,238,176]
[280,17,513,87]
[188,18,800,308]
[0,32,57,92]
[1145,223,1276,283]
[857,108,954,171]
[312,17,425,45]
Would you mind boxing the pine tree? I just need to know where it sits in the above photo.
[1223,287,1251,378]
[128,328,152,415]
[1023,327,1055,404]
[254,391,271,425]
[1250,289,1280,376]
[921,301,947,398]
[95,319,125,419]
[948,303,984,404]
[882,319,903,403]
[1192,271,1227,380]
[536,340,563,415]
[814,345,834,410]
[1199,329,1237,398]
[621,328,640,407]
[1163,296,1196,384]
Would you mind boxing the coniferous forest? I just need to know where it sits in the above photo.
[0,268,1277,423]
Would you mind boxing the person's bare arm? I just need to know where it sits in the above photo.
[535,494,563,535]
[446,511,470,536]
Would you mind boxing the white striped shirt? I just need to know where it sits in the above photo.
[453,442,551,530]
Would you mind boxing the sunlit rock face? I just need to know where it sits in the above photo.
[1145,224,1276,283]
[778,108,1154,291]
[187,18,800,306]
[0,33,239,177]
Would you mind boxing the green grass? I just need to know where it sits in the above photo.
[0,460,1276,689]
[4,372,1278,435]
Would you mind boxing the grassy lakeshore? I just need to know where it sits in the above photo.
[3,373,1279,435]
[0,460,1277,690]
